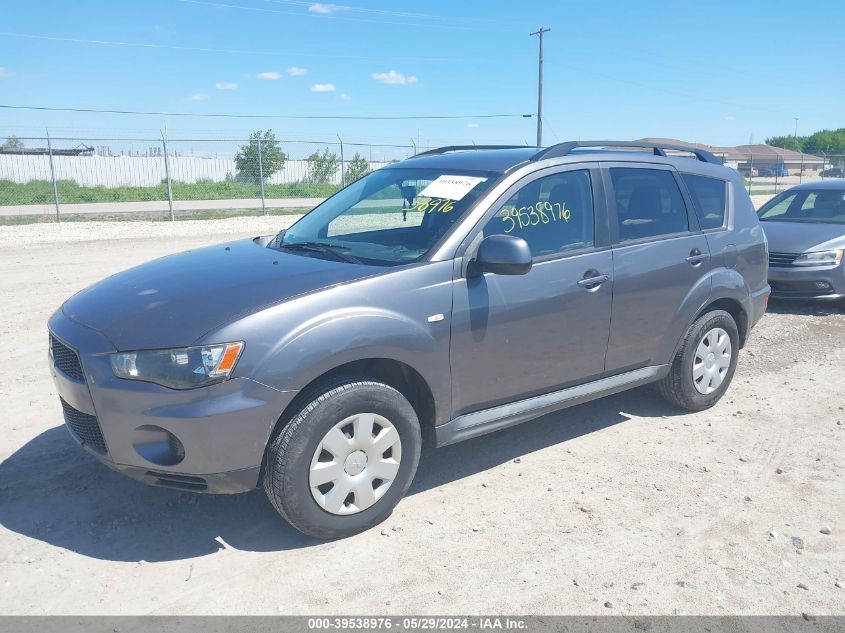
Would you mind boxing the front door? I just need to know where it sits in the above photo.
[449,167,614,417]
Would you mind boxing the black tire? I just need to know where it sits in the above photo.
[263,379,421,539]
[658,310,740,411]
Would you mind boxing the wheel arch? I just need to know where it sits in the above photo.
[694,296,749,348]
[259,357,438,484]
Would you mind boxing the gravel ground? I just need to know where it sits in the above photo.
[0,215,298,245]
[0,218,843,616]
[0,198,322,217]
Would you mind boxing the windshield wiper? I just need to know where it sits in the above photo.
[278,241,363,264]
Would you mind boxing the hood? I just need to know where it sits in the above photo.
[760,220,845,254]
[62,237,381,350]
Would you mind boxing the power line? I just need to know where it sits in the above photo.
[8,135,419,148]
[262,0,520,26]
[178,0,480,30]
[0,31,451,62]
[0,104,534,121]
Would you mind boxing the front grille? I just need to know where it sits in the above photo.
[60,398,107,453]
[768,252,800,267]
[50,334,84,381]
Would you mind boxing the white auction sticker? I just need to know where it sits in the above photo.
[419,175,487,201]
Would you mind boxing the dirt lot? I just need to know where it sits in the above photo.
[0,218,843,616]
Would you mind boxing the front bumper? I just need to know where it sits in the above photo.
[48,309,298,494]
[768,263,845,300]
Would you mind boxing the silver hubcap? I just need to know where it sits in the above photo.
[309,413,402,516]
[693,327,732,395]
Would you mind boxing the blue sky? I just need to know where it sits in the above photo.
[1,0,843,158]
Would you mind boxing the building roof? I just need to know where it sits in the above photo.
[732,144,822,160]
[637,138,823,163]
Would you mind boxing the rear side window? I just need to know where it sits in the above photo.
[610,168,689,241]
[682,174,727,230]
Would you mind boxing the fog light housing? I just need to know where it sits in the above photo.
[815,281,831,290]
[132,425,185,466]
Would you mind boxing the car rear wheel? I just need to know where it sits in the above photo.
[658,310,739,411]
[263,379,421,539]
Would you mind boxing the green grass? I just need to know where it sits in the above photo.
[0,179,341,206]
[0,207,309,226]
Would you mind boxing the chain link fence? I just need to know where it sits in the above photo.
[0,136,414,223]
[709,150,845,199]
[1,136,843,224]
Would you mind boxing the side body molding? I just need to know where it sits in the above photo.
[436,365,669,446]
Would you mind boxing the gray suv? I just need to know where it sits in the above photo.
[48,141,770,538]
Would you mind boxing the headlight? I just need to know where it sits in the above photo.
[110,342,244,389]
[792,249,843,267]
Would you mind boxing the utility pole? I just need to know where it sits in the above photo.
[530,27,550,147]
[793,117,799,139]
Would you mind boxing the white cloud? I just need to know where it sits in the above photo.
[256,71,282,80]
[339,93,351,101]
[466,123,479,128]
[0,67,15,79]
[190,93,209,101]
[215,81,238,90]
[308,3,347,13]
[287,66,308,76]
[724,115,735,121]
[311,83,336,92]
[371,70,417,85]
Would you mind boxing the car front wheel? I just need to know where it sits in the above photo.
[263,379,421,539]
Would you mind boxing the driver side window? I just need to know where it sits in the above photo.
[482,169,595,258]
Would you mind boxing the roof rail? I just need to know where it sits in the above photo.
[531,140,722,165]
[412,144,535,157]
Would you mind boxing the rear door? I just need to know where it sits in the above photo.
[602,163,712,373]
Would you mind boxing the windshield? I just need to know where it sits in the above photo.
[757,188,845,224]
[275,167,499,265]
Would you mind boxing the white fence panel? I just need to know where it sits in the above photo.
[0,154,390,187]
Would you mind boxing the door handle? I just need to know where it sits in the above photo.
[577,274,609,289]
[686,249,708,266]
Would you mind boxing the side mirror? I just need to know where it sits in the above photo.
[472,234,532,276]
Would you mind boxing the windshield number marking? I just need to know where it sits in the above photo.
[408,197,455,214]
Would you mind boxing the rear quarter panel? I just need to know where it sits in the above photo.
[703,171,769,328]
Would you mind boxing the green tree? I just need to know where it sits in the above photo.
[235,130,286,183]
[766,128,845,155]
[305,148,340,184]
[803,128,845,155]
[2,135,24,149]
[345,152,371,182]
[765,135,803,151]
